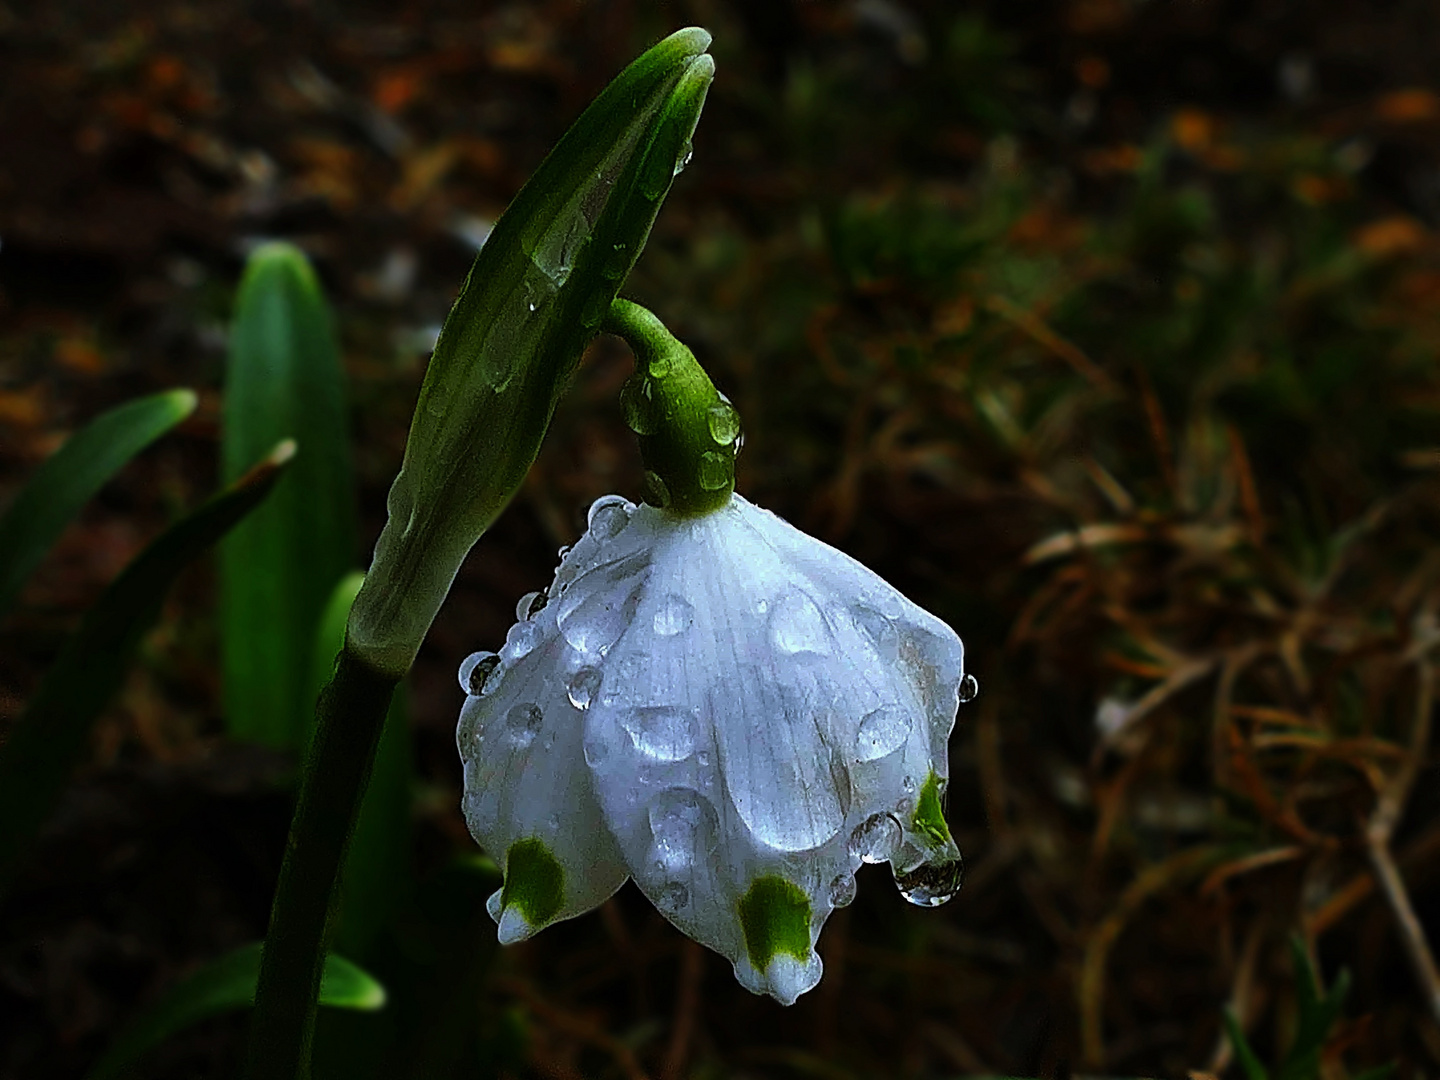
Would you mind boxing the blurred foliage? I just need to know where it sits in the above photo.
[1,2,1438,1078]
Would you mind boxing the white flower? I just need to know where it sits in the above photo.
[456,492,972,1004]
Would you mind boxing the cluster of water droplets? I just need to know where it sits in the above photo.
[455,489,975,996]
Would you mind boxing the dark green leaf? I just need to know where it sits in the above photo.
[86,943,383,1080]
[0,442,293,894]
[348,27,715,677]
[222,242,357,748]
[0,388,196,620]
[1223,1007,1271,1080]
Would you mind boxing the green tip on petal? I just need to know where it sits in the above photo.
[500,837,565,928]
[738,876,812,973]
[912,770,952,849]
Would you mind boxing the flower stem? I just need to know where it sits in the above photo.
[243,644,398,1080]
[604,298,740,515]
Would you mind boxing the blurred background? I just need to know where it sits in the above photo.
[2,1,1439,1077]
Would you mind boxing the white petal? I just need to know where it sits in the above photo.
[457,583,629,939]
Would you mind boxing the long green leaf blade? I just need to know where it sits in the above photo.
[349,27,715,676]
[308,571,413,960]
[222,242,357,748]
[86,943,383,1080]
[0,388,196,620]
[0,442,293,893]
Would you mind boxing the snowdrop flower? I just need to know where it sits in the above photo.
[455,301,975,1004]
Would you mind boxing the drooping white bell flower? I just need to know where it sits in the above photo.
[456,490,973,1005]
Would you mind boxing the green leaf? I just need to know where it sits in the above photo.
[221,242,357,748]
[1223,1007,1271,1080]
[348,27,715,677]
[0,442,293,895]
[0,388,196,621]
[308,571,413,960]
[86,943,384,1080]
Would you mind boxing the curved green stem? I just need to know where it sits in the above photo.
[604,299,741,516]
[242,645,397,1080]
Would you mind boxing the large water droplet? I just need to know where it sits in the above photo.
[587,495,631,540]
[567,666,603,711]
[503,620,541,660]
[848,813,901,864]
[652,594,693,636]
[620,376,658,435]
[555,549,649,655]
[458,651,499,696]
[706,401,740,445]
[655,880,689,914]
[647,350,673,379]
[620,706,695,761]
[770,590,831,656]
[828,872,857,909]
[852,604,899,662]
[894,853,963,907]
[854,706,910,762]
[643,471,670,508]
[648,787,718,871]
[958,673,980,704]
[697,450,730,491]
[505,703,542,748]
[515,589,547,622]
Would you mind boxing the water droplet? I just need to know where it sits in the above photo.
[958,672,980,704]
[673,142,694,176]
[647,350,673,379]
[587,495,631,539]
[903,775,917,793]
[643,471,670,508]
[620,706,696,761]
[555,549,649,655]
[855,706,910,762]
[583,731,611,767]
[770,590,831,655]
[828,873,857,909]
[527,301,537,312]
[656,880,689,914]
[458,651,499,696]
[852,604,899,661]
[755,598,768,614]
[648,787,718,871]
[847,813,901,864]
[503,620,541,659]
[505,703,542,748]
[894,853,963,907]
[697,450,731,491]
[620,376,658,435]
[696,749,711,767]
[653,594,693,636]
[566,666,603,711]
[706,401,740,445]
[515,589,547,622]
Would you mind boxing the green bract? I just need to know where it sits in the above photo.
[348,28,715,678]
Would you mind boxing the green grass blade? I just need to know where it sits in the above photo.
[86,943,384,1080]
[221,242,358,749]
[308,571,413,960]
[348,27,715,677]
[1223,1006,1271,1080]
[0,388,196,620]
[0,442,293,895]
